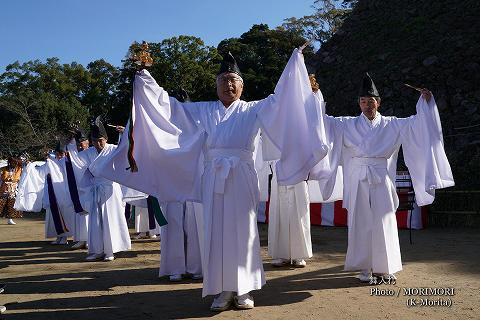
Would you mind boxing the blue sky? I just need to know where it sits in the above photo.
[0,0,315,71]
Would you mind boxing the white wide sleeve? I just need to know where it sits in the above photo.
[253,133,276,202]
[400,96,455,206]
[45,159,72,209]
[96,70,206,202]
[13,162,46,212]
[307,91,345,201]
[256,49,328,186]
[66,139,88,182]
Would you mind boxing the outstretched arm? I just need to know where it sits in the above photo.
[93,70,206,202]
[255,48,328,186]
[400,92,454,206]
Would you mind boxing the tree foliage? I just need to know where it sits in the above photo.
[149,36,221,102]
[0,24,311,159]
[282,0,357,44]
[0,59,91,157]
[109,35,221,126]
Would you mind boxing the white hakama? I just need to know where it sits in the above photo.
[72,212,89,242]
[64,142,90,243]
[79,145,131,257]
[267,169,312,261]
[135,206,160,235]
[41,159,74,239]
[159,202,203,277]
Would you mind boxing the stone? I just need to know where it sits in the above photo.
[383,88,393,98]
[378,53,387,61]
[462,102,477,116]
[471,114,480,122]
[436,96,448,111]
[451,94,463,107]
[474,90,480,100]
[323,56,335,64]
[464,62,480,73]
[422,55,438,66]
[412,67,425,76]
[390,73,401,81]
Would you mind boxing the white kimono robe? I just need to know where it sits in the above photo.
[18,159,74,239]
[43,159,75,239]
[65,141,89,242]
[14,159,87,241]
[14,161,45,213]
[264,91,330,261]
[94,49,327,296]
[310,95,454,274]
[268,167,312,260]
[159,201,203,277]
[14,162,65,242]
[79,145,131,256]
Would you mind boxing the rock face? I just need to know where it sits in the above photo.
[310,0,480,189]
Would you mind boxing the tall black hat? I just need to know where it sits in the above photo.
[74,128,88,143]
[90,116,108,140]
[55,140,67,153]
[358,72,380,97]
[218,52,242,78]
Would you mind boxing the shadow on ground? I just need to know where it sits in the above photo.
[2,265,363,320]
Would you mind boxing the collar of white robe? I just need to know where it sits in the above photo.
[361,111,380,127]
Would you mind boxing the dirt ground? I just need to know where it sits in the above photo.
[0,212,478,320]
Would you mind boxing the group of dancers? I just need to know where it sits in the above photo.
[2,45,454,311]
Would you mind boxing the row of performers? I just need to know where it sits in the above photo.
[12,122,332,276]
[15,47,454,312]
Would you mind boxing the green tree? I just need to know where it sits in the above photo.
[0,59,87,157]
[112,36,221,125]
[0,26,317,159]
[0,58,119,158]
[149,36,221,101]
[282,0,357,44]
[82,59,121,118]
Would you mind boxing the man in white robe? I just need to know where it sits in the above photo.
[67,129,90,250]
[14,151,79,247]
[77,120,131,261]
[94,48,326,311]
[101,124,160,241]
[310,73,454,282]
[267,75,326,268]
[268,166,311,267]
[44,143,74,245]
[14,160,45,214]
[159,201,203,282]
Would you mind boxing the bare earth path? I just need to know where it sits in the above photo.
[0,213,478,320]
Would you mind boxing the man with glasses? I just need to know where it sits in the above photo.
[96,47,326,311]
